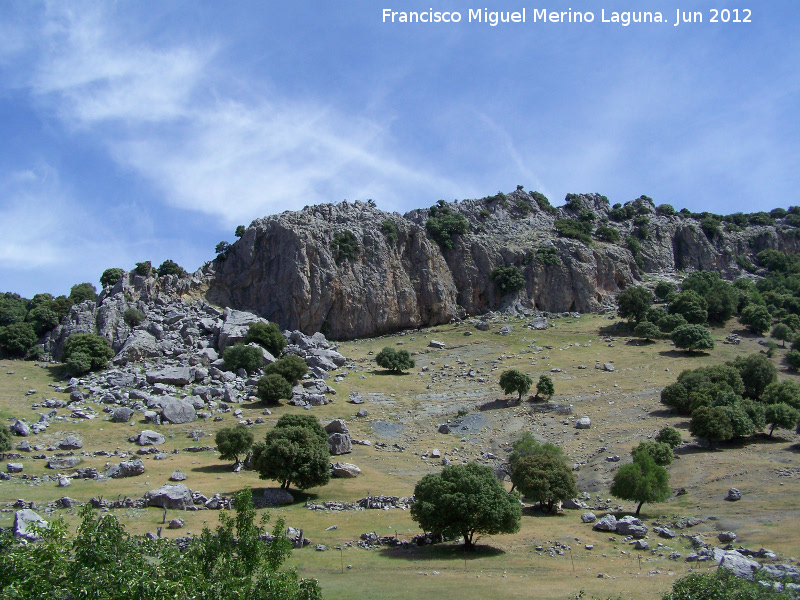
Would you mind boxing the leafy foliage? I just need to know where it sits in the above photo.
[594,224,620,243]
[381,219,399,246]
[63,333,113,372]
[0,322,37,357]
[215,241,232,258]
[123,307,145,327]
[617,286,654,324]
[499,368,532,401]
[764,403,800,436]
[632,440,673,466]
[511,454,578,512]
[739,304,772,335]
[689,406,734,444]
[669,290,708,324]
[100,268,124,288]
[508,432,567,472]
[252,425,330,491]
[535,246,561,266]
[375,346,415,373]
[264,355,309,385]
[256,373,293,405]
[554,218,592,244]
[671,324,714,352]
[0,423,12,452]
[634,321,661,341]
[26,305,59,335]
[731,353,777,400]
[610,451,670,515]
[215,424,254,465]
[411,462,521,550]
[223,343,264,374]
[157,259,187,277]
[235,225,246,237]
[65,352,92,375]
[0,293,27,325]
[536,374,555,399]
[69,282,98,304]
[530,191,557,215]
[134,261,152,276]
[245,322,287,356]
[655,426,682,448]
[331,230,360,262]
[490,265,525,295]
[663,570,793,600]
[425,202,469,249]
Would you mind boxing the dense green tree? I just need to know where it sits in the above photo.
[134,261,152,276]
[69,282,98,304]
[245,322,287,356]
[771,323,793,347]
[654,280,674,300]
[235,225,246,237]
[511,454,578,512]
[26,305,59,335]
[490,265,525,295]
[731,353,777,400]
[658,312,688,333]
[274,414,328,444]
[508,433,565,473]
[256,373,292,405]
[762,380,800,410]
[668,290,708,324]
[788,349,800,371]
[781,314,800,332]
[223,344,264,373]
[499,368,533,401]
[535,374,555,399]
[62,333,113,371]
[0,423,12,452]
[65,352,92,375]
[375,347,415,373]
[157,259,187,277]
[252,425,330,491]
[739,304,772,335]
[610,452,670,516]
[632,440,673,466]
[594,224,620,243]
[634,321,661,341]
[704,280,738,323]
[215,424,254,466]
[215,241,231,257]
[689,406,734,444]
[425,202,469,249]
[655,426,682,448]
[264,355,309,385]
[100,268,124,288]
[663,570,793,600]
[0,293,27,325]
[0,322,37,357]
[553,218,592,243]
[671,324,714,352]
[764,403,800,437]
[617,286,654,324]
[411,462,521,551]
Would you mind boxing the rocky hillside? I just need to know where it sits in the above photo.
[201,192,800,339]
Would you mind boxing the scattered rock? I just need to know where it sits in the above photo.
[429,340,446,349]
[144,483,193,509]
[574,417,591,429]
[107,459,145,478]
[616,516,648,539]
[718,531,737,543]
[136,430,166,446]
[331,462,362,478]
[725,488,742,501]
[581,512,597,523]
[58,436,83,450]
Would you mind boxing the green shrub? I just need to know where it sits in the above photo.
[594,224,620,243]
[479,209,491,218]
[490,265,525,295]
[511,454,577,512]
[626,236,644,270]
[100,268,124,288]
[748,211,773,226]
[499,369,532,401]
[0,293,27,326]
[0,423,11,452]
[671,324,714,352]
[426,203,469,249]
[669,290,708,324]
[655,426,682,448]
[633,215,649,227]
[134,261,152,276]
[264,354,308,385]
[632,440,673,466]
[214,241,231,258]
[235,225,246,237]
[690,405,733,444]
[244,322,286,356]
[62,333,114,372]
[654,281,674,300]
[0,322,37,357]
[787,349,800,371]
[554,218,592,244]
[215,424,254,465]
[610,452,670,515]
[700,216,721,239]
[256,373,292,405]
[222,343,264,374]
[331,230,360,262]
[26,305,59,335]
[69,283,97,304]
[123,308,145,327]
[655,203,676,217]
[515,198,534,215]
[536,374,554,399]
[535,246,561,266]
[381,220,399,246]
[375,347,415,373]
[634,321,661,341]
[252,424,330,491]
[739,304,772,335]
[617,286,654,324]
[530,191,557,215]
[157,260,187,277]
[65,351,92,375]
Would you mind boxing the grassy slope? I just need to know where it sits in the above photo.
[1,314,798,600]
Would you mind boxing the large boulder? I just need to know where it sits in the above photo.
[592,514,617,532]
[146,366,194,386]
[136,430,166,446]
[144,483,194,509]
[107,459,145,478]
[616,516,647,539]
[111,407,135,423]
[47,456,81,470]
[10,420,30,437]
[328,433,352,455]
[574,417,591,429]
[114,330,161,364]
[325,419,350,436]
[160,397,197,424]
[719,551,760,580]
[217,308,268,351]
[331,462,361,478]
[58,435,83,450]
[13,509,48,541]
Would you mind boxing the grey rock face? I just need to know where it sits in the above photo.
[146,367,193,386]
[114,330,161,364]
[581,512,597,523]
[325,419,349,436]
[160,397,197,424]
[170,470,187,481]
[218,308,269,350]
[14,509,48,541]
[107,459,145,478]
[718,531,737,543]
[144,483,193,508]
[328,433,352,455]
[7,463,23,473]
[11,420,30,437]
[719,552,759,580]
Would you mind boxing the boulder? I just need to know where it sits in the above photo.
[161,397,197,424]
[349,392,365,404]
[57,476,71,487]
[144,483,193,509]
[146,366,193,386]
[47,456,81,470]
[476,321,490,331]
[328,433,352,455]
[114,330,161,364]
[331,462,362,478]
[581,512,597,523]
[7,463,23,473]
[718,531,737,543]
[137,430,166,446]
[616,516,647,539]
[530,317,548,330]
[325,419,350,436]
[438,423,451,434]
[167,518,185,529]
[592,514,617,532]
[429,340,446,349]
[498,325,513,335]
[262,487,294,507]
[725,488,742,501]
[356,408,369,418]
[10,420,30,437]
[111,407,135,423]
[633,540,649,550]
[13,509,48,541]
[107,459,145,478]
[170,470,187,482]
[218,309,267,350]
[574,417,591,429]
[58,435,83,450]
[719,551,759,580]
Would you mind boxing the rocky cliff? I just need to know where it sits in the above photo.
[200,191,800,339]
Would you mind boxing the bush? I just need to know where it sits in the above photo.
[690,405,733,444]
[658,313,688,333]
[65,351,92,375]
[235,225,246,237]
[762,380,800,410]
[0,423,11,452]
[425,204,468,249]
[553,218,592,244]
[626,236,644,270]
[222,344,264,374]
[535,246,561,266]
[375,347,415,373]
[0,293,27,326]
[664,570,793,600]
[62,333,113,372]
[731,353,777,400]
[264,355,308,385]
[669,290,708,324]
[411,462,521,551]
[100,268,124,288]
[134,261,152,276]
[764,403,800,437]
[739,304,772,335]
[252,424,330,491]
[490,265,525,295]
[69,282,97,304]
[499,369,532,401]
[157,260,187,277]
[610,452,670,515]
[331,230,360,262]
[215,424,254,465]
[704,280,738,323]
[381,220,399,246]
[787,349,800,371]
[617,286,654,324]
[245,322,286,356]
[274,414,328,444]
[530,191,557,215]
[700,216,721,239]
[25,305,59,335]
[536,374,555,399]
[634,321,661,341]
[123,308,145,327]
[594,224,620,243]
[632,440,673,466]
[671,324,714,353]
[655,203,676,217]
[511,454,577,512]
[656,426,682,448]
[214,241,231,258]
[256,373,292,405]
[771,322,793,347]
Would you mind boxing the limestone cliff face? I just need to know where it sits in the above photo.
[200,192,800,339]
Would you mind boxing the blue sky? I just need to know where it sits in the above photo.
[1,1,799,298]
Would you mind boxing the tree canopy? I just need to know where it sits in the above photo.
[252,425,330,491]
[245,322,287,356]
[411,462,521,551]
[215,425,254,466]
[510,454,577,512]
[610,451,670,515]
[375,347,415,373]
[499,369,532,401]
[617,286,653,324]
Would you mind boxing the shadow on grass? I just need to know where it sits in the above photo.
[659,349,712,358]
[784,443,800,454]
[521,505,566,518]
[478,398,516,411]
[191,463,236,474]
[378,541,506,560]
[370,370,412,376]
[647,408,677,419]
[625,338,658,346]
[598,323,634,336]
